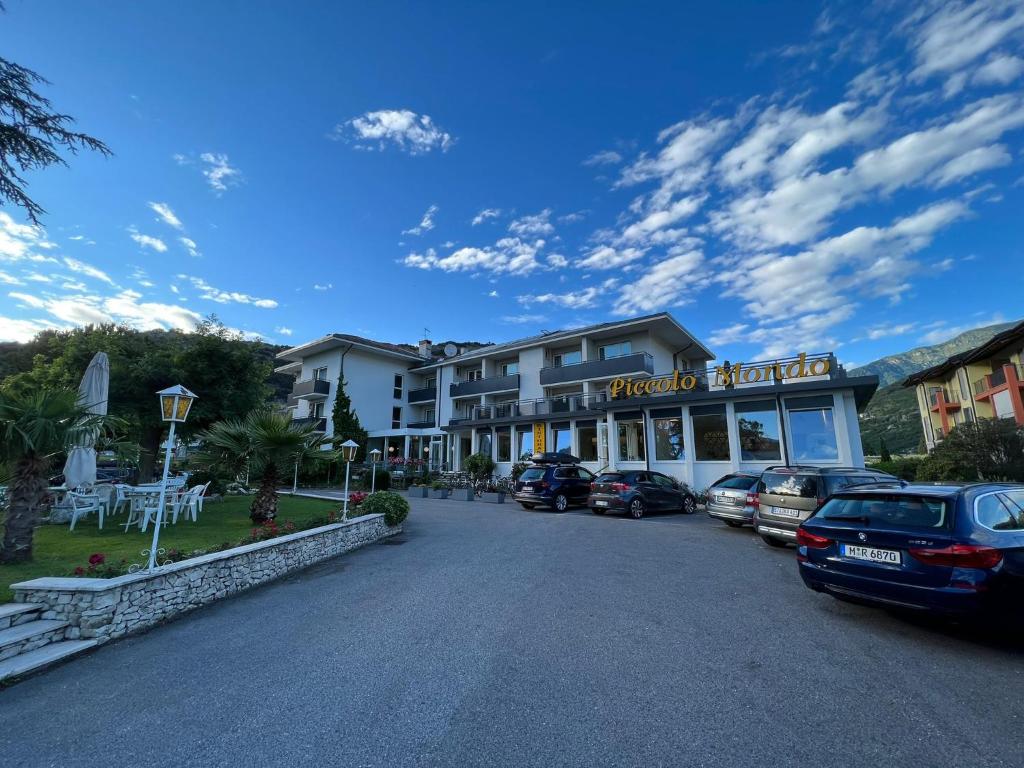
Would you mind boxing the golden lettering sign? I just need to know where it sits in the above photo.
[532,423,546,454]
[609,352,830,399]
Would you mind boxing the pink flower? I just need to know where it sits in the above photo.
[88,553,106,566]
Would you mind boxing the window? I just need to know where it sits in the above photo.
[554,467,579,480]
[468,369,483,381]
[423,407,435,425]
[310,401,325,419]
[552,422,572,455]
[761,473,819,497]
[653,410,684,461]
[425,376,436,388]
[393,374,403,400]
[616,416,646,462]
[477,430,492,456]
[516,429,533,460]
[789,407,838,461]
[599,340,632,360]
[312,366,328,381]
[735,401,781,461]
[692,405,729,461]
[975,490,1024,531]
[496,428,511,462]
[519,467,546,482]
[391,407,402,429]
[713,474,758,491]
[651,473,677,489]
[501,361,519,376]
[553,350,582,367]
[817,495,949,530]
[577,421,598,461]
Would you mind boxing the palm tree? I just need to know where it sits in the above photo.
[0,388,107,563]
[194,409,335,523]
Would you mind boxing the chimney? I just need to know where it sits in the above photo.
[418,339,432,358]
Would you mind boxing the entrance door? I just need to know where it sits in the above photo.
[459,435,472,467]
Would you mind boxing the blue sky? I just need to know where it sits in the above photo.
[1,0,1023,368]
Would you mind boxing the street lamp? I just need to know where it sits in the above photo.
[148,385,197,571]
[369,448,382,493]
[339,439,359,520]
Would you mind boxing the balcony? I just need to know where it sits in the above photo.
[449,373,520,398]
[539,352,654,386]
[293,416,327,432]
[291,378,331,399]
[928,390,961,411]
[408,386,437,404]
[408,418,435,429]
[449,392,609,426]
[974,364,1022,396]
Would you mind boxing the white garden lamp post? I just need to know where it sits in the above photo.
[369,448,382,493]
[148,385,197,571]
[340,439,359,520]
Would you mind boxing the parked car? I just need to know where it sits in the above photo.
[588,470,697,519]
[514,453,596,511]
[797,483,1024,619]
[706,472,761,527]
[755,466,899,547]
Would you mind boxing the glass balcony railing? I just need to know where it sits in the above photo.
[449,392,611,425]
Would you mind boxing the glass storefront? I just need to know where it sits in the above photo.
[496,427,511,462]
[552,422,572,455]
[691,404,729,461]
[577,420,598,461]
[734,400,782,461]
[652,408,684,461]
[616,413,646,462]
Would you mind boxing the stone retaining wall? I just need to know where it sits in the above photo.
[10,514,398,644]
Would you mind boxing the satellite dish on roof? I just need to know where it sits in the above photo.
[443,343,458,357]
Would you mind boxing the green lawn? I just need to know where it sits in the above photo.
[0,494,343,602]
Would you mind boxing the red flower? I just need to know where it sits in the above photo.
[88,553,106,566]
[74,566,85,576]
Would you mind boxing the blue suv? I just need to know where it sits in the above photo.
[513,453,596,512]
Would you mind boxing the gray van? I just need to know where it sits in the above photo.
[754,466,898,547]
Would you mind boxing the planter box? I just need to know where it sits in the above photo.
[407,486,428,498]
[429,489,449,499]
[450,488,474,501]
[480,492,505,504]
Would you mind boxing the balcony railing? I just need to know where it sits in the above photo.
[293,416,327,432]
[408,418,435,429]
[449,392,610,425]
[928,390,960,408]
[449,373,520,398]
[539,351,654,386]
[292,378,331,399]
[408,386,437,404]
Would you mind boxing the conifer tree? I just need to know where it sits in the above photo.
[331,376,368,458]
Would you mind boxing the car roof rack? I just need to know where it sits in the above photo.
[530,452,582,465]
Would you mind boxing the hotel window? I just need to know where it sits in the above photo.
[312,366,328,381]
[786,396,838,461]
[310,401,325,419]
[391,407,402,429]
[599,340,632,360]
[465,368,483,381]
[477,430,493,456]
[553,350,582,367]
[393,374,403,400]
[423,407,435,425]
[616,412,646,462]
[551,422,572,455]
[735,400,782,461]
[516,428,533,460]
[692,404,730,461]
[425,376,437,388]
[496,427,512,462]
[500,361,519,376]
[652,408,684,461]
[577,420,598,462]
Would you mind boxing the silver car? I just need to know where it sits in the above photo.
[706,472,761,527]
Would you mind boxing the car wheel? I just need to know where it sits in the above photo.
[520,503,536,510]
[591,506,606,515]
[681,495,697,515]
[724,520,744,528]
[553,494,569,512]
[628,498,645,519]
[760,533,788,548]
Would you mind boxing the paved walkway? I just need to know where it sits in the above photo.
[1,498,1022,767]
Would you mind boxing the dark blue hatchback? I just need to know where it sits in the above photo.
[797,483,1024,618]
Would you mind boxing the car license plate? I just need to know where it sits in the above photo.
[715,494,738,505]
[770,506,801,517]
[840,544,901,565]
[595,500,608,507]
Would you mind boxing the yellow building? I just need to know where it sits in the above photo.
[903,320,1024,451]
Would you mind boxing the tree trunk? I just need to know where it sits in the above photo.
[137,424,163,484]
[0,453,50,564]
[249,464,279,523]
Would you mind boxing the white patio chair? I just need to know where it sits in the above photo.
[68,491,104,531]
[110,484,132,517]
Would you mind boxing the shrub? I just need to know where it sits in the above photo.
[463,452,496,481]
[184,468,231,496]
[867,457,924,481]
[361,467,391,491]
[359,491,410,526]
[919,420,1024,482]
[430,480,448,491]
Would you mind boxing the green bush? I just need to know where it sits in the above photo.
[186,468,231,496]
[361,467,391,491]
[430,480,448,490]
[360,491,410,526]
[867,457,925,481]
[918,420,1024,482]
[463,452,496,480]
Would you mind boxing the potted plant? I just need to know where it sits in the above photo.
[407,482,428,499]
[480,479,505,504]
[429,480,449,499]
[450,485,474,501]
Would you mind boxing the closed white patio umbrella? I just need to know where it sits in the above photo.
[62,351,110,490]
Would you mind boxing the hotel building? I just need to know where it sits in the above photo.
[903,320,1024,452]
[275,312,878,490]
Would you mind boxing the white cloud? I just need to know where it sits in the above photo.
[179,237,201,258]
[335,109,454,154]
[708,322,750,346]
[0,212,57,264]
[500,313,546,324]
[487,289,499,298]
[404,237,546,277]
[403,204,438,236]
[63,257,114,285]
[546,254,568,269]
[148,201,183,230]
[583,149,623,166]
[180,275,278,308]
[575,245,647,270]
[508,209,554,237]
[129,230,168,253]
[611,250,705,315]
[908,0,1024,83]
[9,291,47,308]
[866,323,917,340]
[472,208,501,226]
[516,287,600,309]
[0,315,64,343]
[620,195,704,243]
[275,326,293,336]
[199,153,242,193]
[919,314,1006,345]
[313,282,332,291]
[974,54,1024,85]
[0,269,23,285]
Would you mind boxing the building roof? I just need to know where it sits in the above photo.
[275,333,426,366]
[902,319,1024,386]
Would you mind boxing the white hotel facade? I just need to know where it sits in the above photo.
[275,313,878,490]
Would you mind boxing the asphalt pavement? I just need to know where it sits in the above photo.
[1,497,1022,768]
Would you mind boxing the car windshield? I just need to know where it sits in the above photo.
[714,475,757,490]
[817,495,950,529]
[762,473,818,497]
[519,468,546,481]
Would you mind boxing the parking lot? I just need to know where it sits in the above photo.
[1,496,1023,767]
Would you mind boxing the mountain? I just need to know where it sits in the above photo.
[853,321,1017,455]
[850,322,1015,387]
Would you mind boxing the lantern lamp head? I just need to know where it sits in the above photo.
[339,439,359,463]
[369,448,382,460]
[157,384,198,423]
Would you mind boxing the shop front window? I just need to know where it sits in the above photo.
[692,405,729,461]
[577,421,598,461]
[552,422,572,455]
[653,411,684,461]
[735,401,782,461]
[516,429,533,460]
[789,408,838,461]
[477,430,492,457]
[617,416,646,462]
[496,428,511,462]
